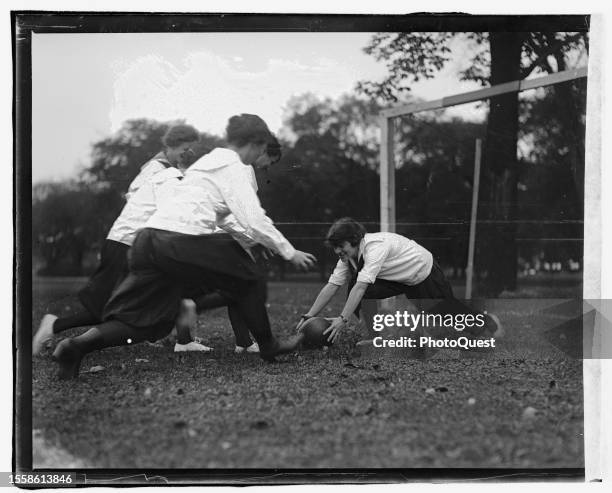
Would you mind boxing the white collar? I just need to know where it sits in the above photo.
[190,147,243,172]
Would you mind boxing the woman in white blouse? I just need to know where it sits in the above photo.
[51,114,315,379]
[298,217,503,345]
[33,124,200,356]
[186,137,284,354]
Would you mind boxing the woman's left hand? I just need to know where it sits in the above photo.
[323,317,347,344]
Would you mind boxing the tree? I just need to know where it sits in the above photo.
[358,31,588,296]
[516,77,587,266]
[32,181,117,275]
[83,119,169,191]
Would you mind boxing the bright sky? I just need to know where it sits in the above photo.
[32,32,481,183]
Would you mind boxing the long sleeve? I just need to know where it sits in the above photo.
[214,164,260,249]
[357,240,391,284]
[107,167,182,246]
[328,259,351,286]
[216,214,258,250]
[216,165,296,260]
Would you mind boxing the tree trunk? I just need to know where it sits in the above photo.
[477,32,525,296]
[552,53,585,269]
[553,52,585,215]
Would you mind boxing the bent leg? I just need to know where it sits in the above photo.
[53,318,172,380]
[103,230,183,330]
[228,280,272,348]
[34,308,100,356]
[193,291,230,312]
[78,240,130,320]
[53,309,100,333]
[228,305,254,348]
[403,263,489,337]
[35,240,130,355]
[151,232,295,360]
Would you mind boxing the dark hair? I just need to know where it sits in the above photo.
[226,114,272,147]
[266,134,282,162]
[162,124,200,148]
[325,217,367,248]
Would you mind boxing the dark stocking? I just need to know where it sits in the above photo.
[53,309,99,333]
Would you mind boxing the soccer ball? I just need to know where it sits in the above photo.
[301,317,333,348]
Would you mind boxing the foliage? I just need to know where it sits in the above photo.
[357,32,588,102]
[32,181,120,275]
[519,78,587,205]
[515,78,587,263]
[83,119,168,191]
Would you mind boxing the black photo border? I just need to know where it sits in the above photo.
[13,11,590,485]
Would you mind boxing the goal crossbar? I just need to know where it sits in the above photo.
[380,67,587,119]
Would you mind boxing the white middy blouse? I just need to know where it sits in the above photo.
[328,232,433,287]
[124,152,172,202]
[107,167,183,246]
[146,148,296,260]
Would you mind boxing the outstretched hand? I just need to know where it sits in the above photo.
[323,317,347,344]
[290,250,316,271]
[261,248,275,260]
[295,317,307,333]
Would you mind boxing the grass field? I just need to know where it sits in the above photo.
[32,278,584,469]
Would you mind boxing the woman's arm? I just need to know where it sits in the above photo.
[296,283,340,331]
[306,283,340,317]
[324,281,369,343]
[218,166,304,262]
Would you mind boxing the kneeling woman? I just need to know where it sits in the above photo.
[33,124,208,355]
[52,114,316,379]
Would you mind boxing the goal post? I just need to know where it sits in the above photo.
[378,67,588,298]
[379,116,396,234]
